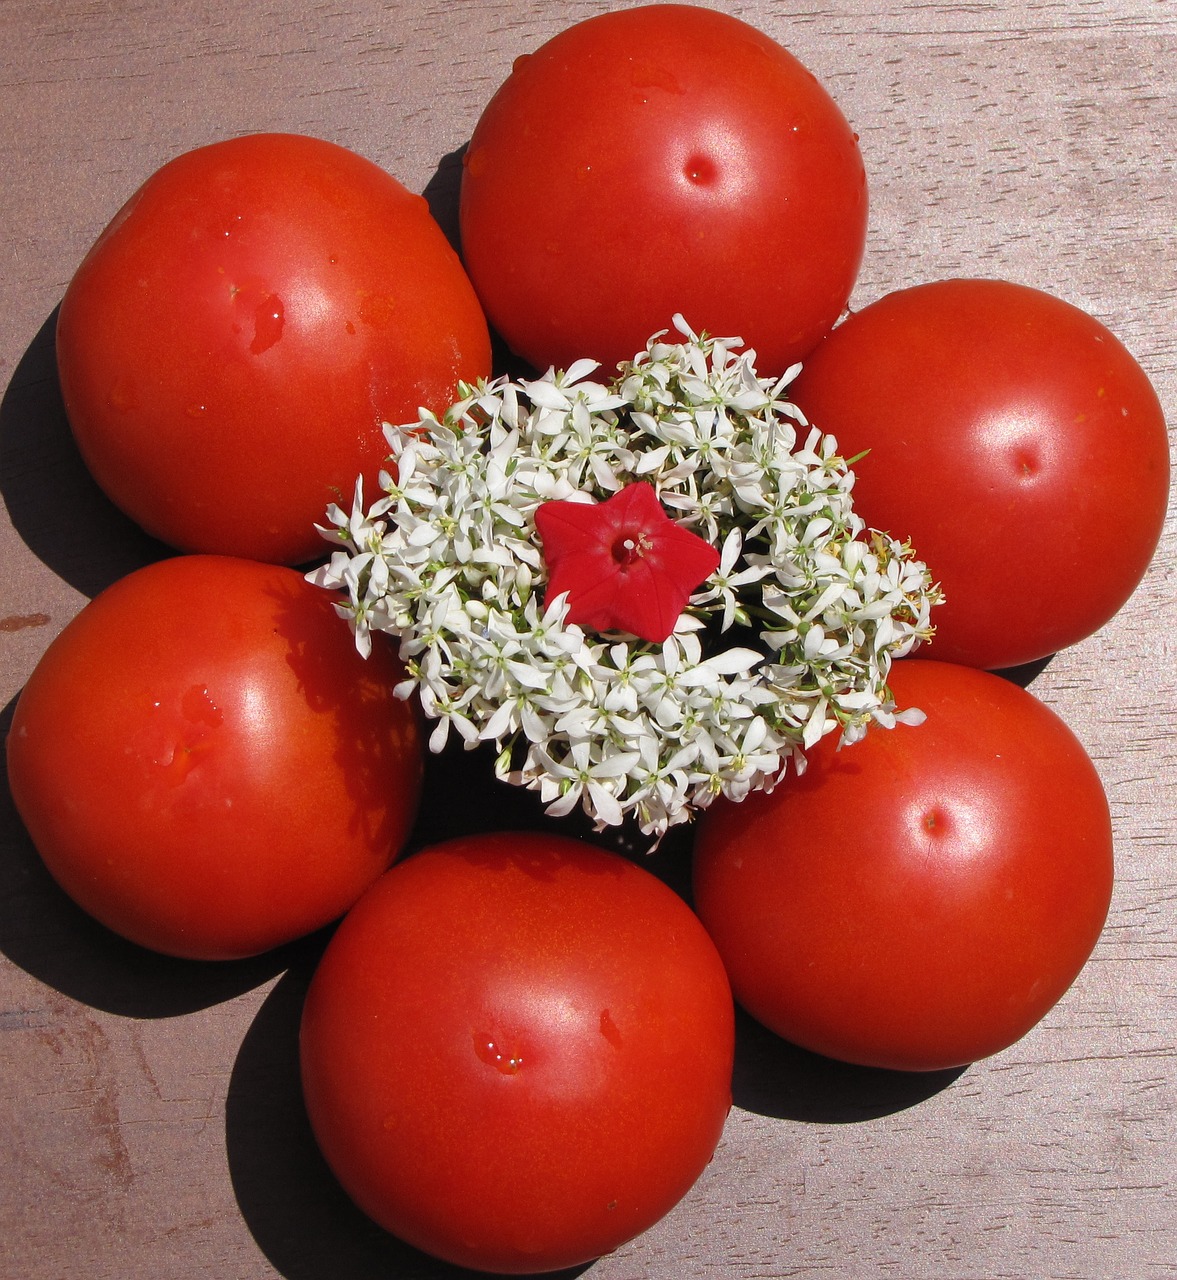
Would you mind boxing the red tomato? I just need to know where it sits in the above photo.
[459,4,867,377]
[300,831,734,1274]
[693,659,1113,1072]
[56,133,491,565]
[6,555,423,960]
[790,278,1170,670]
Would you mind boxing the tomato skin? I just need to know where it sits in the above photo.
[5,555,423,960]
[459,4,867,377]
[56,133,491,565]
[300,832,734,1274]
[693,660,1113,1072]
[790,278,1170,669]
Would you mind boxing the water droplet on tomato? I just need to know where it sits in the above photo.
[630,61,683,94]
[146,687,223,783]
[250,294,284,354]
[182,685,223,728]
[474,1032,523,1074]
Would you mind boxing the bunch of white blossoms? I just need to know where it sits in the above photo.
[311,316,941,842]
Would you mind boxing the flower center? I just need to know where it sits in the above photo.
[613,530,653,566]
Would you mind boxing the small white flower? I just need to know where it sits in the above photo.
[308,322,942,843]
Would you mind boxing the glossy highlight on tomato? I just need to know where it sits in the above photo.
[693,659,1114,1072]
[56,132,491,565]
[300,831,735,1274]
[6,555,424,960]
[460,4,867,377]
[790,278,1170,669]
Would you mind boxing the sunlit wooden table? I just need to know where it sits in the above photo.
[2,2,1174,1277]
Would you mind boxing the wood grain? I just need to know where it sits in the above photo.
[1,2,1174,1277]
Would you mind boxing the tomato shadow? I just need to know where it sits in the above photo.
[422,144,466,261]
[226,957,595,1280]
[993,654,1054,688]
[0,692,321,1017]
[421,145,539,384]
[268,580,425,878]
[730,1005,967,1124]
[0,306,169,600]
[405,733,696,900]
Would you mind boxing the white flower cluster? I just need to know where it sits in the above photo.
[311,316,941,842]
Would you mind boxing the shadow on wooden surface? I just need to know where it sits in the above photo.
[730,1005,967,1124]
[226,958,594,1280]
[0,307,168,601]
[994,654,1054,688]
[406,733,699,895]
[422,143,466,259]
[422,143,540,383]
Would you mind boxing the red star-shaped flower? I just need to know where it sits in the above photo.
[534,482,720,644]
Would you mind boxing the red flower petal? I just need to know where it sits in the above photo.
[535,483,720,643]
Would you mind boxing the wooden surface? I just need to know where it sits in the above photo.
[1,1,1174,1277]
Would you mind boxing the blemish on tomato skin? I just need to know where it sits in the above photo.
[599,1009,623,1049]
[358,292,397,329]
[107,375,138,412]
[922,807,946,834]
[463,146,488,179]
